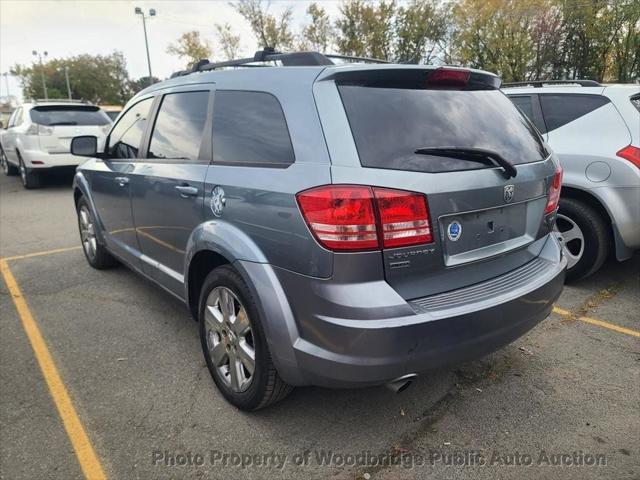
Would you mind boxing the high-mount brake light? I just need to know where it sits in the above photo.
[545,165,563,214]
[426,68,470,88]
[616,145,640,168]
[296,185,433,251]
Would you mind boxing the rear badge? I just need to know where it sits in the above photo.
[447,221,462,241]
[504,184,515,203]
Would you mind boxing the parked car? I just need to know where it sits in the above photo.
[70,50,566,410]
[504,81,640,281]
[0,100,111,188]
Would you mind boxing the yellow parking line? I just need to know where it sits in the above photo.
[0,259,107,480]
[553,306,640,338]
[2,245,81,262]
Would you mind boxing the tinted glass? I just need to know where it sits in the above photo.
[212,91,294,166]
[148,91,209,161]
[107,98,153,159]
[510,96,534,120]
[540,94,609,132]
[338,86,547,174]
[30,106,111,126]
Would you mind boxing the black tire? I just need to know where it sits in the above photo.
[557,197,609,282]
[18,154,42,189]
[199,265,292,410]
[76,196,118,269]
[1,146,18,176]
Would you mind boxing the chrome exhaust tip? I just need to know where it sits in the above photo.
[385,374,418,393]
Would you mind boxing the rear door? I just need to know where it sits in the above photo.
[128,86,213,297]
[315,68,557,299]
[29,105,111,153]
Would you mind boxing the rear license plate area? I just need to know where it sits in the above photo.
[440,203,527,257]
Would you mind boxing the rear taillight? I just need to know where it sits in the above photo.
[545,165,563,214]
[296,185,433,251]
[617,145,640,168]
[25,124,53,136]
[426,67,470,88]
[373,188,432,247]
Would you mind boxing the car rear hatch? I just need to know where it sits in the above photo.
[29,105,111,153]
[314,66,560,299]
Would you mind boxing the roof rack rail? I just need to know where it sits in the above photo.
[502,79,602,88]
[170,48,389,78]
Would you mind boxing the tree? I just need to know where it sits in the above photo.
[231,0,294,50]
[215,23,242,60]
[394,0,446,63]
[335,0,396,60]
[128,76,161,96]
[12,52,131,104]
[299,3,333,52]
[167,31,213,68]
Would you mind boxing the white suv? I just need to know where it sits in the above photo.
[504,81,640,281]
[0,100,111,189]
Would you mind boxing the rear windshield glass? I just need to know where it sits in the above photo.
[30,106,111,126]
[338,86,548,173]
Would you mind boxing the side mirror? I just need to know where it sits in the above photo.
[71,136,98,157]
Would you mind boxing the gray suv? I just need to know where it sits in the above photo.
[70,50,566,410]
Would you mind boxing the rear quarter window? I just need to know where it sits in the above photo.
[539,94,610,132]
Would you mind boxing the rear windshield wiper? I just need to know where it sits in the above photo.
[414,147,517,179]
[48,121,78,126]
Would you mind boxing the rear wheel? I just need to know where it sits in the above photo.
[199,265,292,410]
[1,147,18,176]
[556,197,609,282]
[76,197,117,269]
[18,154,42,189]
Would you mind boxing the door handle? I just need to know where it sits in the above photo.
[114,176,129,186]
[175,185,198,197]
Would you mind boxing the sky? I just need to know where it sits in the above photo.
[0,0,343,101]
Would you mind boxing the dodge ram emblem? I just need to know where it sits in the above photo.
[504,184,515,203]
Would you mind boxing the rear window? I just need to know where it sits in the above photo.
[338,85,547,174]
[30,106,111,126]
[630,94,640,113]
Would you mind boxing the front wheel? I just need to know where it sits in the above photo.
[556,198,609,282]
[76,197,117,269]
[199,265,292,410]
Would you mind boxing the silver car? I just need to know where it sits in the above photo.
[69,50,566,410]
[0,100,112,188]
[504,81,640,280]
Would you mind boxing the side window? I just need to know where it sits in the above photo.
[107,97,154,159]
[148,91,209,161]
[540,94,609,132]
[510,96,534,121]
[212,91,295,166]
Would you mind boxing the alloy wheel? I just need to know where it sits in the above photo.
[204,286,255,393]
[555,213,585,270]
[79,205,97,260]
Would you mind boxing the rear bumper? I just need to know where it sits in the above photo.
[240,234,566,388]
[21,149,87,168]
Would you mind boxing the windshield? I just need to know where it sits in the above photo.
[338,85,548,173]
[30,106,111,126]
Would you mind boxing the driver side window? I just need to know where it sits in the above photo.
[107,98,154,159]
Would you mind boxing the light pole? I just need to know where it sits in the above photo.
[63,66,72,100]
[2,73,10,99]
[32,50,48,100]
[135,7,156,86]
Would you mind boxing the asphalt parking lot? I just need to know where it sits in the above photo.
[1,172,638,480]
